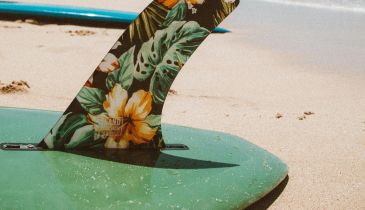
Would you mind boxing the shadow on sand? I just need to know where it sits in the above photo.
[245,176,289,210]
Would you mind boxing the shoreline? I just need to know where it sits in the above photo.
[258,0,365,14]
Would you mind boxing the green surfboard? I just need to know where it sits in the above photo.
[0,107,287,209]
[0,0,288,209]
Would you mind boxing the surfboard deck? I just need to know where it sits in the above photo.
[0,107,287,209]
[0,1,229,33]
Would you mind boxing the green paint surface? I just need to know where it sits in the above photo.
[0,107,287,209]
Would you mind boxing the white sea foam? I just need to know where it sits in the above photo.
[257,0,365,13]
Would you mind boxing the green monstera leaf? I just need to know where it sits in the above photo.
[58,114,88,137]
[106,46,135,90]
[65,125,95,149]
[145,114,161,127]
[44,113,71,149]
[134,21,209,85]
[128,1,169,45]
[55,114,90,149]
[76,87,106,115]
[133,30,168,81]
[162,0,187,27]
[133,21,187,81]
[43,113,90,149]
[149,21,210,104]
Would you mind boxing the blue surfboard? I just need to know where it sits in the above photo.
[0,1,230,33]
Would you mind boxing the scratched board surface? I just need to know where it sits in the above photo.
[0,107,287,209]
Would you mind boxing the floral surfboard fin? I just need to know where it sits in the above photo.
[38,0,240,150]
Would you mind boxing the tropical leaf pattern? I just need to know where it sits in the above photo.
[39,0,239,150]
[150,21,210,103]
[128,1,169,45]
[213,0,240,27]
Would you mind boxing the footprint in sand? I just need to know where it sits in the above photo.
[274,111,315,120]
[66,30,96,36]
[275,113,283,119]
[298,111,315,120]
[0,80,30,94]
[0,25,21,29]
[304,111,315,116]
[297,115,306,120]
[168,89,178,95]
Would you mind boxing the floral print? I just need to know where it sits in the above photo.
[96,53,120,73]
[158,0,179,8]
[159,0,205,8]
[39,0,239,150]
[89,84,157,148]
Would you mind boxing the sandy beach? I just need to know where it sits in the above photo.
[1,0,364,209]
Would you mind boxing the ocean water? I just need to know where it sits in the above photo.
[222,0,365,76]
[258,0,365,12]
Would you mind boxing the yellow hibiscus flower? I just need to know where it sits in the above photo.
[158,0,204,8]
[186,0,205,5]
[158,0,179,8]
[88,84,157,149]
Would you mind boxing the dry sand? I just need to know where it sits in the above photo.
[0,0,364,209]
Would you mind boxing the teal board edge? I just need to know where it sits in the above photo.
[0,107,288,209]
[0,1,230,33]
